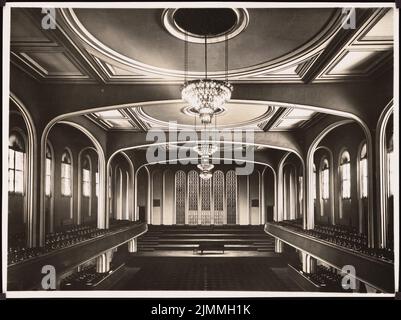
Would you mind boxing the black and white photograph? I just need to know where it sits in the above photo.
[1,1,399,302]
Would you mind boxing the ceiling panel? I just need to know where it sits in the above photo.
[362,10,393,40]
[9,7,394,84]
[11,9,51,43]
[96,110,124,118]
[21,51,83,75]
[328,50,381,75]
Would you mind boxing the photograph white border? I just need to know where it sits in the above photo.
[2,1,399,299]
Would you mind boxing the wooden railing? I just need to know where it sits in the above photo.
[265,222,394,293]
[8,222,147,290]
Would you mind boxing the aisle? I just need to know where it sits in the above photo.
[112,256,304,291]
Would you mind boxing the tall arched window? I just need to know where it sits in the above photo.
[298,174,303,217]
[387,134,394,197]
[175,170,186,225]
[312,164,316,200]
[359,143,368,198]
[108,170,113,213]
[320,158,329,201]
[213,171,225,225]
[126,171,130,220]
[45,143,52,197]
[61,150,72,196]
[82,156,91,198]
[95,170,99,197]
[187,170,199,225]
[8,132,25,194]
[340,151,351,199]
[226,170,237,224]
[117,168,123,219]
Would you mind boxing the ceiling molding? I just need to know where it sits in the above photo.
[10,7,393,85]
[261,107,287,132]
[85,109,142,131]
[58,7,345,83]
[268,108,318,132]
[10,9,105,83]
[303,8,394,83]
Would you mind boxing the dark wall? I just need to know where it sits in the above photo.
[314,148,332,226]
[282,153,303,221]
[47,124,94,230]
[109,153,132,221]
[315,123,366,230]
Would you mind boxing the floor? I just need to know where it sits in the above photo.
[134,250,279,257]
[112,254,304,291]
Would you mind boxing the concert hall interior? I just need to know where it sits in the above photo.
[5,6,396,293]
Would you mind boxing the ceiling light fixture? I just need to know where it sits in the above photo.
[181,33,233,125]
[193,143,218,157]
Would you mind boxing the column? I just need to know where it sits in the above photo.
[98,156,107,229]
[127,238,138,253]
[301,251,317,274]
[306,159,315,230]
[274,238,283,253]
[96,251,111,273]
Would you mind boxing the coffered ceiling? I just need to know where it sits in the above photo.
[9,6,394,133]
[10,7,393,84]
[83,101,320,132]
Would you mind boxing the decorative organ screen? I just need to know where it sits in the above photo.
[226,170,237,224]
[175,171,186,224]
[187,170,199,225]
[200,177,212,225]
[213,171,224,225]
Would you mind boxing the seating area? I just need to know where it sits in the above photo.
[60,262,124,290]
[8,219,136,265]
[276,220,394,262]
[137,225,275,254]
[290,263,352,292]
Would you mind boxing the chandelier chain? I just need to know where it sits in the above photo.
[225,33,228,82]
[184,32,188,82]
[204,35,208,79]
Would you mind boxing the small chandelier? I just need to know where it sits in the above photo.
[198,155,214,180]
[193,143,218,157]
[195,143,217,179]
[181,34,232,125]
[199,170,213,180]
[197,154,214,172]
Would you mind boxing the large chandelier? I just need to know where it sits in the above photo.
[182,79,233,124]
[181,34,233,125]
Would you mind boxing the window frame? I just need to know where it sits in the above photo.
[359,142,368,199]
[8,131,26,195]
[45,142,54,197]
[312,164,317,201]
[81,155,91,198]
[61,150,73,197]
[340,150,351,200]
[387,134,394,197]
[320,158,330,201]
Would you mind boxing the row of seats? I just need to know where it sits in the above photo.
[60,262,119,290]
[303,265,352,292]
[8,219,136,265]
[277,220,393,262]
